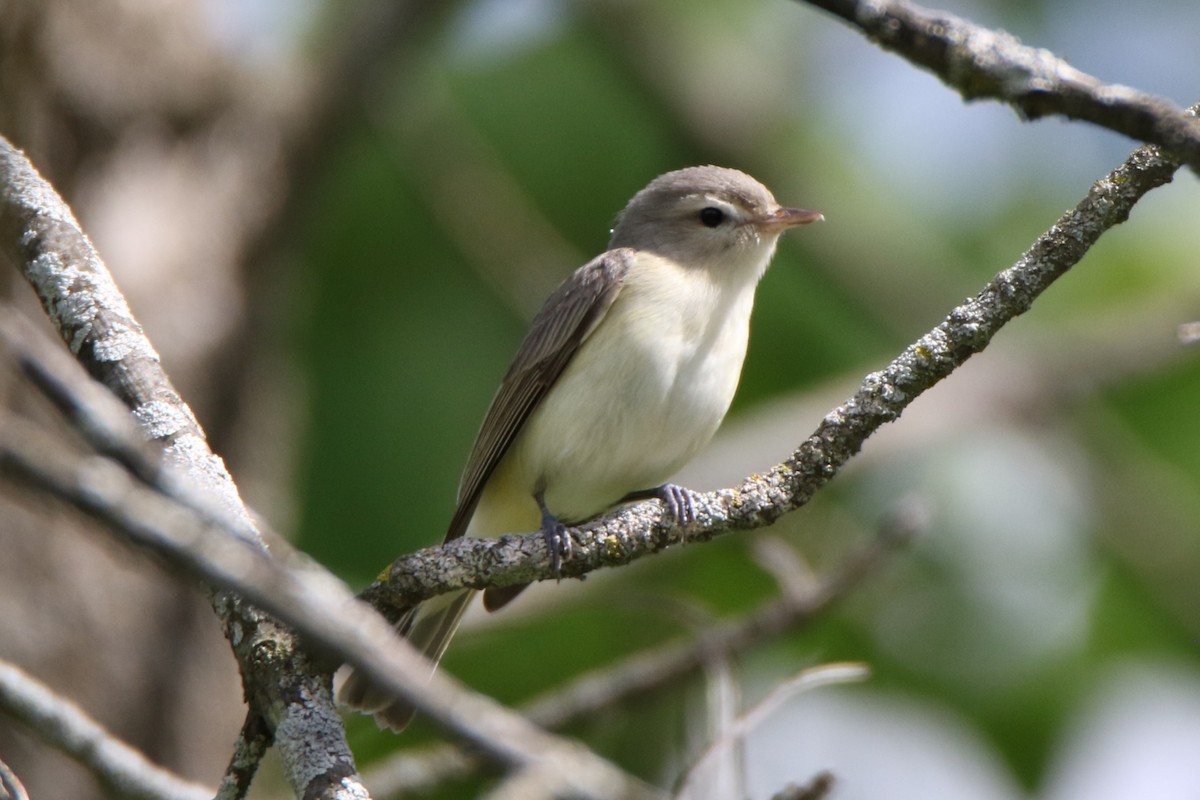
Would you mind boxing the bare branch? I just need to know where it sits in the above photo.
[797,0,1200,175]
[675,664,869,800]
[0,658,212,800]
[0,757,30,800]
[363,515,916,797]
[0,135,364,799]
[769,773,836,800]
[0,439,657,798]
[214,712,273,800]
[0,137,257,537]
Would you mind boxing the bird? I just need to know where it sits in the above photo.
[338,164,822,730]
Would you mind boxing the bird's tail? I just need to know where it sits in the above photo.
[336,588,476,732]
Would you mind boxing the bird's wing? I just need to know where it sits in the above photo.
[444,247,635,542]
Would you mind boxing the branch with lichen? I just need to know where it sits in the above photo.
[0,136,368,800]
[796,0,1200,175]
[361,519,918,797]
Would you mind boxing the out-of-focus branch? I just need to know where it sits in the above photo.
[360,119,1185,621]
[0,137,254,537]
[526,507,917,730]
[798,0,1200,175]
[362,510,917,797]
[0,756,30,800]
[0,659,211,800]
[770,773,836,800]
[676,664,868,800]
[0,135,362,799]
[0,311,666,800]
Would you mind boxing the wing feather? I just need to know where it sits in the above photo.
[444,248,635,542]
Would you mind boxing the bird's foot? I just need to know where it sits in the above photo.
[537,492,571,575]
[656,483,699,527]
[622,483,701,538]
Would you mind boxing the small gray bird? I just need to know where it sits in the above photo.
[339,165,822,730]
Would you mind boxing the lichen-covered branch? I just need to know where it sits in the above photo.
[361,114,1185,621]
[0,138,256,538]
[797,0,1200,175]
[213,712,272,800]
[0,135,365,800]
[0,658,211,800]
[362,518,916,797]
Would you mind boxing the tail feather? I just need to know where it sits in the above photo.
[337,589,476,732]
[482,582,529,611]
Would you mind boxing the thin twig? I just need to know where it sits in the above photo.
[0,659,212,800]
[525,513,915,730]
[0,757,29,800]
[214,711,273,800]
[363,515,915,797]
[770,772,836,800]
[674,664,869,800]
[797,0,1200,175]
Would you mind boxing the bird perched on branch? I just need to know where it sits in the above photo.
[339,165,822,730]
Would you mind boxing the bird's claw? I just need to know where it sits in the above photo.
[619,483,703,540]
[657,483,700,530]
[540,508,571,575]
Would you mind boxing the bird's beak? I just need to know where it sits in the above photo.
[757,207,824,233]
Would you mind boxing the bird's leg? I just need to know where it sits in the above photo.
[535,489,571,574]
[621,483,701,529]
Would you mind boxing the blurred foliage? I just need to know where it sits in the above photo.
[289,0,1200,797]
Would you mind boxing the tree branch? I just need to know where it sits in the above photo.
[796,0,1200,175]
[770,773,836,800]
[677,664,868,800]
[0,757,29,800]
[362,511,918,797]
[0,135,364,799]
[0,659,211,800]
[213,712,273,800]
[360,107,1186,622]
[0,306,662,800]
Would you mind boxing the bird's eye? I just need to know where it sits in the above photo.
[698,207,725,228]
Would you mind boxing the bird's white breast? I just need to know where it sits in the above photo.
[508,250,762,522]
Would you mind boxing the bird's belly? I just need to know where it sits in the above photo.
[510,295,748,522]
